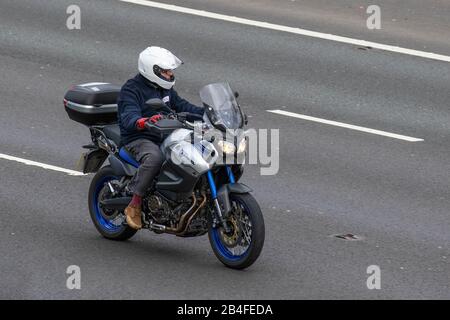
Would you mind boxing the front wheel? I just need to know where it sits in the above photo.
[88,165,137,241]
[208,193,265,269]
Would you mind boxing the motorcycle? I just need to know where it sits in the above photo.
[64,82,264,269]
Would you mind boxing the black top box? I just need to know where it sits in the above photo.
[64,82,120,126]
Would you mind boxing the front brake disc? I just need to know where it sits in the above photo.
[219,215,240,248]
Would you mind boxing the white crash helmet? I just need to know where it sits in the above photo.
[138,46,183,90]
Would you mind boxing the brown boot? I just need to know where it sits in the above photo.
[125,205,142,230]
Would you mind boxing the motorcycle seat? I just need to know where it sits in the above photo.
[102,124,121,146]
[102,124,139,168]
[119,147,140,168]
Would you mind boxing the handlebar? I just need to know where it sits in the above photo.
[143,113,207,139]
[176,112,204,123]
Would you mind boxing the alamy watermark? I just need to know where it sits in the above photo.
[366,5,381,30]
[66,5,81,30]
[167,124,280,176]
[66,265,81,290]
[366,265,381,290]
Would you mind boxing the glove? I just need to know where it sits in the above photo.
[149,114,163,123]
[136,114,163,130]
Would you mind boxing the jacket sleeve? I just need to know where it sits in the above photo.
[117,85,142,132]
[170,89,204,115]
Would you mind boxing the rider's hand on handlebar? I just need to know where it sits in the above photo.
[136,114,163,130]
[149,114,163,123]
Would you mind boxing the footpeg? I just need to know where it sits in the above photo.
[149,221,166,232]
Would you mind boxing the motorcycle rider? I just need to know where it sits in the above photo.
[118,46,204,230]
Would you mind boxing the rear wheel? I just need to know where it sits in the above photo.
[208,193,265,270]
[88,166,137,241]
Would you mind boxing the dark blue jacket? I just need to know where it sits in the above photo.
[117,74,204,145]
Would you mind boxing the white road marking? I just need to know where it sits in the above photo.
[0,153,86,176]
[120,0,450,63]
[267,109,424,142]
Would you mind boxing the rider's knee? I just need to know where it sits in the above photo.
[142,150,163,168]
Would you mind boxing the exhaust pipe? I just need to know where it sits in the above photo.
[99,197,131,211]
[157,192,207,236]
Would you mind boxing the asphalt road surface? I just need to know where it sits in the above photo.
[1,0,449,299]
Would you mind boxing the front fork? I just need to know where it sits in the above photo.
[207,167,235,232]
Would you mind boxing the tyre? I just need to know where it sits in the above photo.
[208,193,265,269]
[88,165,137,241]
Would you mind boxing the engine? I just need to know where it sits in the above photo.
[145,195,174,225]
[144,193,208,236]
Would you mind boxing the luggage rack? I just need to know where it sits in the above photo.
[89,125,119,155]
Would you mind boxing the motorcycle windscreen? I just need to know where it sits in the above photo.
[199,83,243,130]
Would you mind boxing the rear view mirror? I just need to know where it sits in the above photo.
[145,98,173,114]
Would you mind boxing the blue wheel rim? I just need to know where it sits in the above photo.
[93,175,123,233]
[211,197,251,261]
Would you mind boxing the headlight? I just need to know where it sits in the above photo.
[237,138,247,153]
[217,140,236,154]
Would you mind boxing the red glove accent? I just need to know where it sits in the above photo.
[136,115,163,130]
[136,117,149,130]
[149,114,163,123]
